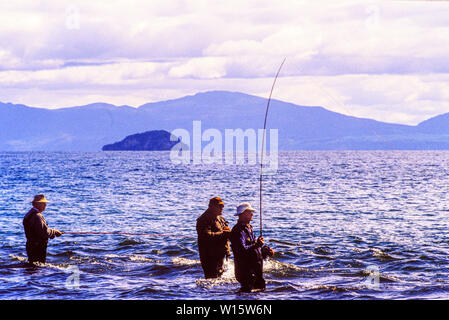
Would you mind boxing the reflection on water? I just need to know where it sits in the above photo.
[1,151,449,299]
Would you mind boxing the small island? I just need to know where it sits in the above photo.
[102,130,187,151]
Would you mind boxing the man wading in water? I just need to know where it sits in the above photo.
[23,195,63,264]
[196,197,231,279]
[230,202,274,292]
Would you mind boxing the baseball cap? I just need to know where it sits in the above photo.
[209,197,224,207]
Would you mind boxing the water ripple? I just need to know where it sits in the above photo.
[1,151,449,299]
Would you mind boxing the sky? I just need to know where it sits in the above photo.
[0,0,449,125]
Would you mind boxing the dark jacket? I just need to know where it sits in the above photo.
[23,208,57,243]
[230,222,266,289]
[196,209,231,260]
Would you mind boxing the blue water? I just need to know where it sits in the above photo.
[1,151,449,300]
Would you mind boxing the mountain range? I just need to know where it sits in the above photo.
[1,91,449,151]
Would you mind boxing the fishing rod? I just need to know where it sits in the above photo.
[63,231,195,239]
[259,58,286,237]
[65,60,286,242]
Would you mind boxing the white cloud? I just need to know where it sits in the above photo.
[269,74,449,125]
[0,49,22,69]
[0,0,449,125]
[0,61,171,88]
[168,57,227,79]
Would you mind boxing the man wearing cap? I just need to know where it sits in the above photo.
[230,202,274,292]
[23,195,63,264]
[196,197,232,279]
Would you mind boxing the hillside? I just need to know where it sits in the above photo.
[0,91,448,151]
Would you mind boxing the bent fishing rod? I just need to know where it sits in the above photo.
[64,60,286,242]
[259,58,286,238]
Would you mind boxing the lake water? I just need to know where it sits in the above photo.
[1,151,449,300]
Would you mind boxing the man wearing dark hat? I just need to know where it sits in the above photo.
[230,202,274,292]
[23,195,63,264]
[196,197,231,279]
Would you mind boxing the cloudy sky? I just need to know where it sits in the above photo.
[0,0,448,125]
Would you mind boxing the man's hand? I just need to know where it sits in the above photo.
[261,245,274,258]
[223,226,231,233]
[256,236,264,247]
[55,230,63,237]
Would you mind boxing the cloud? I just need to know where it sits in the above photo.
[0,60,172,88]
[0,49,22,69]
[168,57,227,79]
[269,74,449,125]
[2,0,449,76]
[0,0,449,125]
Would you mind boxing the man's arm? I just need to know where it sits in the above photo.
[197,222,226,239]
[232,228,261,254]
[34,214,58,240]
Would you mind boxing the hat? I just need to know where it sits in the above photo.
[235,202,256,216]
[31,194,49,203]
[209,197,224,207]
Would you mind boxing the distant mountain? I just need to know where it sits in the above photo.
[1,91,449,151]
[102,130,187,151]
[416,112,449,134]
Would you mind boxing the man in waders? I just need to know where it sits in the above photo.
[196,197,231,279]
[23,195,63,264]
[230,202,274,292]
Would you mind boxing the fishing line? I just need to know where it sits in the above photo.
[259,58,286,238]
[63,231,195,239]
[260,70,397,244]
[257,60,390,245]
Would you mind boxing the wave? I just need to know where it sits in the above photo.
[51,250,77,257]
[194,259,238,288]
[8,254,28,263]
[8,254,75,272]
[171,257,200,266]
[129,256,158,263]
[264,258,313,276]
[118,239,143,246]
[351,247,400,261]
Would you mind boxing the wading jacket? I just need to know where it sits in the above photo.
[230,222,267,282]
[230,222,263,264]
[23,208,57,243]
[196,209,231,259]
